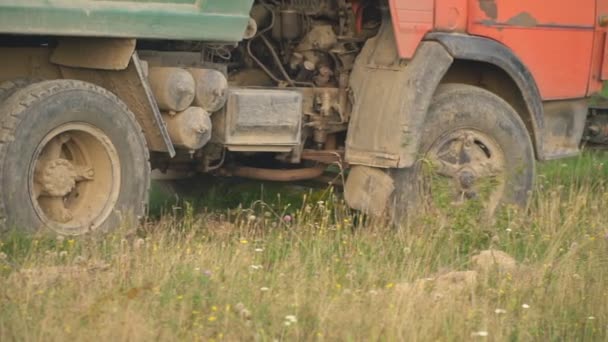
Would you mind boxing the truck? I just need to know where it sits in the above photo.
[0,0,605,235]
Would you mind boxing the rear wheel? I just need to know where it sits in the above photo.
[0,80,150,235]
[390,84,535,222]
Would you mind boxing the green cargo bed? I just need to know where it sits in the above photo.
[0,0,253,43]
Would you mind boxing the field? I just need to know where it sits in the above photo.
[1,152,608,341]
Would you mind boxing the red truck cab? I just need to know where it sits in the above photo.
[390,0,608,99]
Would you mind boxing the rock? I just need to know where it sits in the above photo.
[472,250,517,272]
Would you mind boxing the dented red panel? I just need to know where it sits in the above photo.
[468,0,596,100]
[389,0,434,58]
[435,0,468,32]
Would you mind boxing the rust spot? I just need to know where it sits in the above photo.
[478,0,497,20]
[506,12,538,27]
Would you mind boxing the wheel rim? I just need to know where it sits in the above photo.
[422,128,506,216]
[28,123,121,234]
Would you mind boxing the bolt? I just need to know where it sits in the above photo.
[459,170,476,189]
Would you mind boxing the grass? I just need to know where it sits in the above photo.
[1,153,608,341]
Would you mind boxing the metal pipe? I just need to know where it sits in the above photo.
[231,166,325,182]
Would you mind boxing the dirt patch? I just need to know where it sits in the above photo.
[9,262,110,289]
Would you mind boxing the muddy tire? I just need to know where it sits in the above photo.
[0,80,150,235]
[0,78,42,103]
[390,84,535,223]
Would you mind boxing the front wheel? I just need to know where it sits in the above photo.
[0,80,150,235]
[390,84,535,223]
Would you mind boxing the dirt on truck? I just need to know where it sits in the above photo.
[0,0,606,235]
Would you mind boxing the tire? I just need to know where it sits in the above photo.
[0,78,42,103]
[0,80,150,235]
[390,84,535,223]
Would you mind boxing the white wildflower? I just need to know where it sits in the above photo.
[495,308,507,314]
[522,303,530,309]
[471,331,489,337]
[260,287,270,292]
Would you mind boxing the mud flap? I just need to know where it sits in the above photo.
[345,35,453,168]
[344,166,394,216]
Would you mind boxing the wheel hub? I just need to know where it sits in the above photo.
[29,123,120,233]
[458,169,476,189]
[425,129,505,214]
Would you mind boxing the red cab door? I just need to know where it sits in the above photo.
[468,0,596,100]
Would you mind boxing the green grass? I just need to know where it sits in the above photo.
[1,153,608,341]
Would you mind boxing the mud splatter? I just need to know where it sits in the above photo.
[507,12,538,27]
[478,0,498,20]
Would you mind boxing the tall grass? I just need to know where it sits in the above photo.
[1,153,607,341]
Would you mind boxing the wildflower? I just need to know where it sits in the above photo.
[176,295,184,300]
[283,214,292,223]
[495,308,507,314]
[56,235,65,244]
[250,265,263,270]
[247,215,256,222]
[59,250,68,258]
[385,282,395,289]
[260,287,270,292]
[0,252,7,260]
[471,331,489,337]
[588,316,596,320]
[203,270,213,277]
[240,239,249,245]
[522,303,530,309]
[506,228,512,233]
[285,315,297,323]
[208,316,217,322]
[212,306,218,312]
[255,248,264,252]
[67,239,75,248]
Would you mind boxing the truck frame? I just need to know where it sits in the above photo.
[0,0,605,234]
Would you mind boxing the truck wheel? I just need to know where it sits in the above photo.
[391,84,535,222]
[0,80,150,235]
[0,78,41,103]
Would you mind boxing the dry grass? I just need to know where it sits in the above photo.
[1,155,608,341]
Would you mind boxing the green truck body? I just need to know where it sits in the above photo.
[0,0,253,42]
